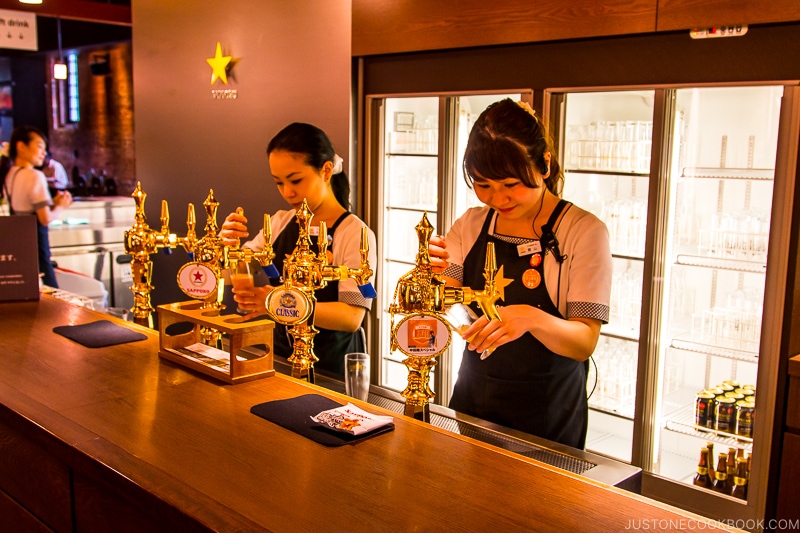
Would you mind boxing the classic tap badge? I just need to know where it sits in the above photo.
[265,286,312,325]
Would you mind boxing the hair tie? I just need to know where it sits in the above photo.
[516,101,536,117]
[332,154,343,174]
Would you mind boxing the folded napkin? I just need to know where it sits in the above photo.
[250,394,394,447]
[53,320,148,348]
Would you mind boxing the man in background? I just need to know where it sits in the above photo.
[41,151,70,191]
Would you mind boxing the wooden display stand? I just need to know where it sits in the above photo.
[157,301,275,384]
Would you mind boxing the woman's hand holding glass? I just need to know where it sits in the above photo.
[232,283,272,317]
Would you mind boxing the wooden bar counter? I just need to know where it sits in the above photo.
[0,296,741,532]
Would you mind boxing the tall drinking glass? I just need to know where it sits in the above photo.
[344,352,370,402]
[231,260,254,314]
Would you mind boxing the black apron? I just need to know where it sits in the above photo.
[448,201,588,449]
[4,168,58,288]
[268,212,363,376]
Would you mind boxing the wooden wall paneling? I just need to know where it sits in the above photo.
[776,432,800,520]
[352,0,658,56]
[0,489,53,533]
[72,470,210,533]
[0,411,73,533]
[657,0,800,31]
[789,360,800,430]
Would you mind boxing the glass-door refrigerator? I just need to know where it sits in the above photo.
[545,83,799,523]
[363,91,530,406]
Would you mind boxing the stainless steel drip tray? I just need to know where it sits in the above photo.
[271,357,642,493]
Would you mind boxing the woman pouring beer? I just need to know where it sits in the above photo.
[428,99,612,448]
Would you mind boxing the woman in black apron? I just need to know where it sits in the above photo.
[430,100,611,449]
[219,123,376,377]
[264,210,365,375]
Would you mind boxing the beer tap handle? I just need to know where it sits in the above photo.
[318,221,329,262]
[357,226,377,298]
[261,213,280,278]
[263,213,272,245]
[183,203,197,259]
[471,243,510,321]
[132,182,147,226]
[160,199,169,232]
[160,200,173,255]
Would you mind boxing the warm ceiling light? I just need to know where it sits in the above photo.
[53,61,67,80]
[53,16,66,80]
[19,1,44,5]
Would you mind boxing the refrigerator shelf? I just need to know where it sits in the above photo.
[680,167,774,180]
[386,204,438,214]
[665,409,753,451]
[612,252,645,262]
[600,328,639,343]
[670,338,758,363]
[588,404,635,420]
[674,254,767,274]
[565,168,650,178]
[386,152,438,158]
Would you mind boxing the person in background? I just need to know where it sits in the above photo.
[40,151,70,192]
[219,122,377,376]
[428,99,612,449]
[2,126,73,288]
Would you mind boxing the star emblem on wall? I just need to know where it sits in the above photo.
[206,42,234,85]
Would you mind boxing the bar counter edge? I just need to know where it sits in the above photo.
[0,296,743,532]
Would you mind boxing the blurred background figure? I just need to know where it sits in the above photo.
[40,151,70,193]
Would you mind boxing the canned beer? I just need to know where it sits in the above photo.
[725,391,745,402]
[715,397,736,433]
[736,400,756,438]
[696,392,715,428]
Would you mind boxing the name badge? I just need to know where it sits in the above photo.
[517,241,542,256]
[309,225,319,236]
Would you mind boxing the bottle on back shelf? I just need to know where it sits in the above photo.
[746,452,752,482]
[730,457,749,500]
[706,442,716,479]
[726,448,737,491]
[712,453,730,494]
[693,447,712,488]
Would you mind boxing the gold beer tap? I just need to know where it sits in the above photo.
[223,209,278,283]
[389,212,511,421]
[264,199,375,383]
[174,189,234,347]
[124,182,189,328]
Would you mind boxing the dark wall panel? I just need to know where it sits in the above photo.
[132,0,352,306]
[362,22,800,108]
[10,57,47,134]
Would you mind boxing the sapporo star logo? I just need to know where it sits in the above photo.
[192,269,205,284]
[206,42,233,85]
[485,265,513,301]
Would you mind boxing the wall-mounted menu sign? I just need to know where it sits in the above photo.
[0,215,40,301]
[0,9,37,52]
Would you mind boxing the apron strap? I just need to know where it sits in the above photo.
[540,199,572,263]
[3,168,24,216]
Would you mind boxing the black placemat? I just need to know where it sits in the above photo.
[53,320,148,348]
[250,394,394,447]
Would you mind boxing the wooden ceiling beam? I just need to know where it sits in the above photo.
[0,0,130,26]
